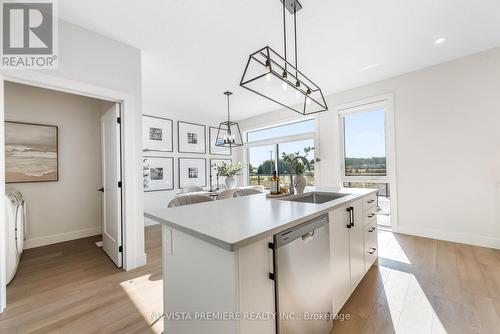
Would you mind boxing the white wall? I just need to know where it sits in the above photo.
[5,82,113,248]
[1,19,145,269]
[236,46,500,249]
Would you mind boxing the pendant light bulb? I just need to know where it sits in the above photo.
[266,73,272,81]
[296,90,301,98]
[306,97,311,105]
[282,81,288,91]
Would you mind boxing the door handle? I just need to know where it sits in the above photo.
[368,227,376,232]
[367,199,375,204]
[368,248,377,254]
[98,187,104,192]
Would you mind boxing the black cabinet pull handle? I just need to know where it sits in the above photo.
[368,248,377,254]
[98,188,104,192]
[350,206,355,227]
[367,199,375,203]
[368,227,376,232]
[368,213,375,218]
[346,207,352,228]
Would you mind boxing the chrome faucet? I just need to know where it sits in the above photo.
[288,156,310,195]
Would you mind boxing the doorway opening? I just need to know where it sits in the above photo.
[3,81,124,291]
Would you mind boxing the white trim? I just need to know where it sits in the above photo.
[334,94,399,232]
[245,132,315,148]
[24,227,102,249]
[0,78,5,313]
[0,71,146,273]
[397,226,500,250]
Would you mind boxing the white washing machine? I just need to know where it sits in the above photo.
[5,191,26,284]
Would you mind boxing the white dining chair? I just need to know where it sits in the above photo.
[217,189,237,200]
[167,194,215,208]
[233,188,262,198]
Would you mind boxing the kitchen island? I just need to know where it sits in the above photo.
[145,187,379,334]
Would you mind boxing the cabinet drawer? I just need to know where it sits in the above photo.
[363,194,377,212]
[364,222,378,270]
[364,207,377,225]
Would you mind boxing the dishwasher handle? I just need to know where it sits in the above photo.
[301,230,315,242]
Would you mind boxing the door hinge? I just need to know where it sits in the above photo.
[119,245,123,252]
[117,117,121,124]
[118,181,122,188]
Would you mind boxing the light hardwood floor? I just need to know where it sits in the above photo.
[0,226,164,334]
[2,226,500,334]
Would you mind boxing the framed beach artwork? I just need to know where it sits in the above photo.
[209,126,231,156]
[178,121,206,154]
[143,115,173,152]
[5,121,59,183]
[143,156,174,192]
[178,158,206,189]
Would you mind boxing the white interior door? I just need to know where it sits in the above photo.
[101,103,123,268]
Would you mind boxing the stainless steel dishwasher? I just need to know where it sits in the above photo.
[272,214,333,334]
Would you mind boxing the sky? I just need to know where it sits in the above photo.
[344,108,386,158]
[247,109,386,168]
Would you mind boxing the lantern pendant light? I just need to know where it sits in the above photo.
[215,91,243,148]
[240,0,328,115]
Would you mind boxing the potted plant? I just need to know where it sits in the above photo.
[217,162,244,189]
[281,150,313,194]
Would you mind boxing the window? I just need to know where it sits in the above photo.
[247,119,315,142]
[248,145,276,188]
[278,139,315,187]
[343,108,386,177]
[338,96,396,230]
[247,120,315,188]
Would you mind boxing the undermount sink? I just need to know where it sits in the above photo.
[280,192,350,204]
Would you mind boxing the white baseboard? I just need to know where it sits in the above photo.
[24,226,102,249]
[397,225,500,250]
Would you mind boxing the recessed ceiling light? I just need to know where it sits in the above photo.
[434,37,446,45]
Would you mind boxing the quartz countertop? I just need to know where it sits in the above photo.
[144,187,377,251]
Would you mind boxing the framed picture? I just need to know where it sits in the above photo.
[143,115,173,152]
[209,126,231,156]
[178,158,206,189]
[210,158,232,187]
[5,121,58,183]
[143,156,174,192]
[178,121,206,154]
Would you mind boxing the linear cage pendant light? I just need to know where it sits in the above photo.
[215,91,243,148]
[240,0,328,115]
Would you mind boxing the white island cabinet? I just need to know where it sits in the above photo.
[145,187,378,334]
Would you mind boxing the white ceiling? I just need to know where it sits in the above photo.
[59,0,500,121]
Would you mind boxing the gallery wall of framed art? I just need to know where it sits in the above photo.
[142,115,235,193]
